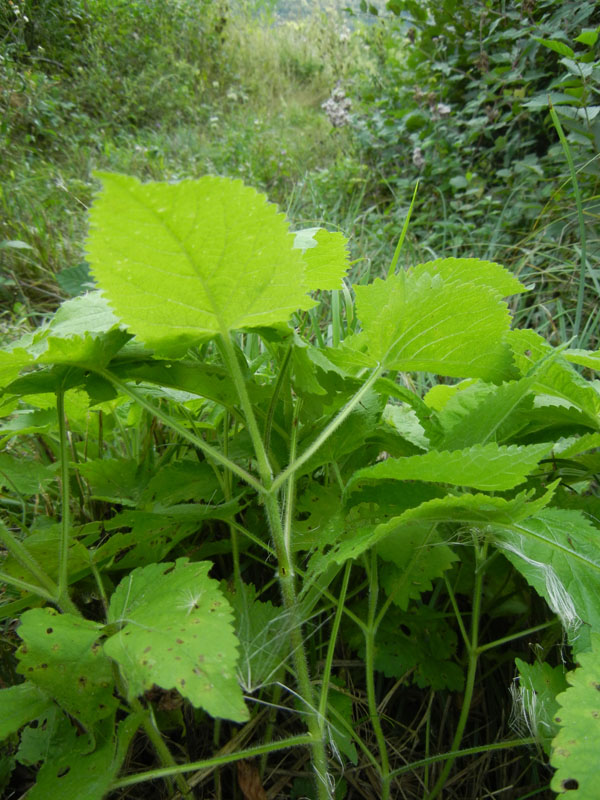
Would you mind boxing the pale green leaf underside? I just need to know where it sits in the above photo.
[551,633,600,799]
[563,348,600,371]
[307,486,556,572]
[88,173,331,354]
[353,258,525,380]
[493,509,600,632]
[347,442,551,492]
[104,558,248,722]
[434,376,535,449]
[293,227,349,290]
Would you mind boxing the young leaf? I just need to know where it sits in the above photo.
[16,608,117,727]
[227,582,288,692]
[353,258,525,380]
[346,442,551,493]
[550,633,600,798]
[514,659,567,754]
[104,558,248,722]
[88,173,346,355]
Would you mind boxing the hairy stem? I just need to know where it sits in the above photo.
[111,734,313,789]
[426,539,488,800]
[271,363,383,493]
[364,550,390,797]
[56,390,72,609]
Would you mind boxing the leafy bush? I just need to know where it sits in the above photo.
[1,174,600,798]
[349,0,600,340]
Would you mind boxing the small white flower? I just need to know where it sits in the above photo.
[412,146,425,169]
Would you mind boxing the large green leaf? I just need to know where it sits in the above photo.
[493,509,600,634]
[346,442,551,492]
[352,258,525,380]
[3,293,129,377]
[26,712,141,800]
[104,558,248,722]
[88,173,345,355]
[0,682,53,740]
[16,608,117,728]
[550,633,600,799]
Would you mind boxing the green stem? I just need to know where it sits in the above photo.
[259,677,284,777]
[130,697,192,799]
[264,340,293,453]
[220,334,330,797]
[389,738,536,780]
[111,734,313,789]
[331,290,341,347]
[426,539,488,800]
[477,620,558,655]
[364,550,390,797]
[56,390,71,608]
[283,398,302,566]
[263,491,331,799]
[387,180,419,279]
[0,570,56,603]
[0,521,58,599]
[218,333,273,486]
[271,363,383,493]
[318,560,352,726]
[97,368,264,494]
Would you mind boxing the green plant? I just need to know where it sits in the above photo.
[1,174,600,799]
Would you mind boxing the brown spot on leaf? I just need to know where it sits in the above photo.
[143,646,152,653]
[176,639,184,644]
[46,628,54,634]
[561,779,578,790]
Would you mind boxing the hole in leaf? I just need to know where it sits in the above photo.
[399,625,411,637]
[561,779,578,791]
[46,628,54,634]
[57,767,71,778]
